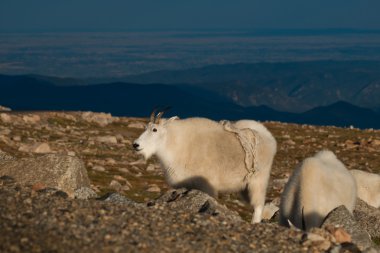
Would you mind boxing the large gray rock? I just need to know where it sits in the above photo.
[0,154,90,197]
[354,199,380,239]
[322,205,374,251]
[151,188,242,223]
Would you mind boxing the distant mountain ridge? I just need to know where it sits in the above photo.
[120,61,380,113]
[1,74,380,129]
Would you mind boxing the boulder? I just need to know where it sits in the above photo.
[150,188,242,223]
[354,199,380,239]
[322,205,374,251]
[0,154,91,197]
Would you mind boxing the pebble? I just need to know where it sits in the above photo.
[92,165,106,172]
[127,122,146,129]
[18,143,52,154]
[283,139,296,145]
[23,115,41,124]
[146,164,156,172]
[0,113,12,123]
[91,136,118,144]
[109,180,122,191]
[146,184,161,193]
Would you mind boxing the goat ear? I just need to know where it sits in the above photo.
[164,116,179,124]
[168,116,179,122]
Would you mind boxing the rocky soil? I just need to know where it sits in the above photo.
[1,110,380,252]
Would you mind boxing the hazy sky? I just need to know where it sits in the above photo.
[1,0,380,32]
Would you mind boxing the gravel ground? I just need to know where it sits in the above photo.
[0,176,324,253]
[1,112,380,252]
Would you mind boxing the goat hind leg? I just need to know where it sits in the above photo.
[247,172,269,223]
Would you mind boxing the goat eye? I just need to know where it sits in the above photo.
[153,128,157,132]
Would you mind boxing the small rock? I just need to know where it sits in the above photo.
[152,188,242,223]
[0,113,12,123]
[121,184,131,191]
[22,115,41,124]
[18,143,52,154]
[146,184,161,192]
[0,105,11,111]
[262,202,279,220]
[11,136,21,142]
[129,159,146,166]
[127,122,146,129]
[325,226,352,244]
[57,113,77,122]
[146,164,156,172]
[32,182,46,192]
[109,180,122,191]
[272,178,288,190]
[305,232,327,242]
[283,139,295,145]
[90,136,118,144]
[303,232,332,251]
[370,139,380,146]
[345,140,359,149]
[74,187,98,199]
[92,165,106,172]
[67,151,76,156]
[105,158,117,165]
[115,134,125,142]
[118,168,129,174]
[113,175,127,182]
[102,193,143,207]
[0,128,11,135]
[81,112,117,127]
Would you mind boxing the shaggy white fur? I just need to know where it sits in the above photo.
[134,117,277,223]
[350,169,380,208]
[279,150,357,230]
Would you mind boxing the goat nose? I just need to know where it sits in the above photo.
[133,143,139,149]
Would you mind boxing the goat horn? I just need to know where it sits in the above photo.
[155,106,172,123]
[149,108,158,123]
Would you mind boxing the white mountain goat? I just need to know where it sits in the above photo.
[279,150,357,230]
[350,169,380,208]
[133,110,277,223]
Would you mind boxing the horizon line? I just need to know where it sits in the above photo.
[1,27,380,34]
